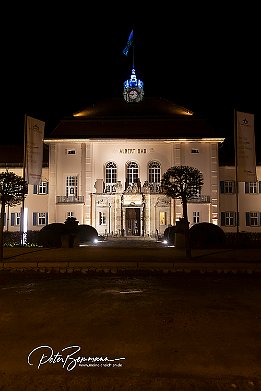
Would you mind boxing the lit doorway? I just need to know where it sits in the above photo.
[125,208,140,236]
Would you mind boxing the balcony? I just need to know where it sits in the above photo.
[188,195,211,203]
[56,195,84,204]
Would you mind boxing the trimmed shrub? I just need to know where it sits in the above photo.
[38,223,66,248]
[190,222,226,249]
[74,225,98,245]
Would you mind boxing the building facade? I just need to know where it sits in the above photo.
[1,98,260,237]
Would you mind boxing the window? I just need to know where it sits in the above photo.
[160,212,166,225]
[66,149,76,155]
[66,176,78,197]
[99,212,106,225]
[11,212,20,226]
[220,181,235,194]
[148,161,161,184]
[67,211,74,218]
[191,149,199,154]
[33,181,48,195]
[105,162,117,193]
[193,211,200,224]
[126,162,139,185]
[33,212,48,226]
[221,212,236,226]
[245,182,258,194]
[246,212,260,226]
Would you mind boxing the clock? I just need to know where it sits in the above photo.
[128,89,139,100]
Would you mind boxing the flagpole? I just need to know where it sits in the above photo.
[234,109,239,237]
[132,39,135,69]
[21,114,27,245]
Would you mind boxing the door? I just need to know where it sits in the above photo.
[125,208,140,236]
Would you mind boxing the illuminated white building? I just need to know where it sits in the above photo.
[1,70,260,236]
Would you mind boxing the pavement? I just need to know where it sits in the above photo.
[1,238,261,274]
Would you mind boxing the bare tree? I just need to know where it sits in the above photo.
[0,172,28,260]
[161,165,204,257]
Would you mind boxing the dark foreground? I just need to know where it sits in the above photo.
[0,271,261,390]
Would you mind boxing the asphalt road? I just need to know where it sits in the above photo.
[0,271,261,390]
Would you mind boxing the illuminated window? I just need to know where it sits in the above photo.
[221,212,236,226]
[33,181,48,194]
[33,212,48,226]
[66,176,78,197]
[105,162,117,193]
[193,211,200,224]
[220,181,235,194]
[11,212,20,226]
[160,212,166,225]
[148,161,161,183]
[245,182,257,194]
[99,212,106,225]
[246,212,260,226]
[126,162,139,185]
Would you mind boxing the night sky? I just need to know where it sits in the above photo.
[2,5,259,163]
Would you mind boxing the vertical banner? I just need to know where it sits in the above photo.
[25,116,45,185]
[236,111,257,182]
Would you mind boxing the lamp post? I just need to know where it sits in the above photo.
[108,202,111,235]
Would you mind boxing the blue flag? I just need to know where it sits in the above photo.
[123,29,134,56]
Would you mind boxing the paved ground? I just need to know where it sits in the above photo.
[0,271,261,390]
[2,239,261,274]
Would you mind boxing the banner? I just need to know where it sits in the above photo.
[25,115,45,185]
[236,111,257,182]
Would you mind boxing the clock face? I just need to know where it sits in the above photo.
[128,89,138,99]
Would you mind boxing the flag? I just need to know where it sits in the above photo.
[236,111,257,182]
[25,115,45,185]
[123,29,134,56]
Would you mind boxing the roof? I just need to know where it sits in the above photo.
[46,97,224,140]
[0,144,49,166]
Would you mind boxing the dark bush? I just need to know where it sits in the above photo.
[190,222,226,249]
[38,223,66,248]
[74,225,98,245]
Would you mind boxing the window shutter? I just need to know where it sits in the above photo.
[245,212,250,226]
[245,182,249,193]
[232,181,235,193]
[221,212,225,226]
[46,182,49,194]
[33,212,37,226]
[259,181,261,194]
[11,213,15,226]
[236,212,239,227]
[220,181,224,193]
[46,212,48,225]
[33,185,38,194]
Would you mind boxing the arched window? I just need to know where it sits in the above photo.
[105,162,117,193]
[148,161,161,184]
[126,161,139,185]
